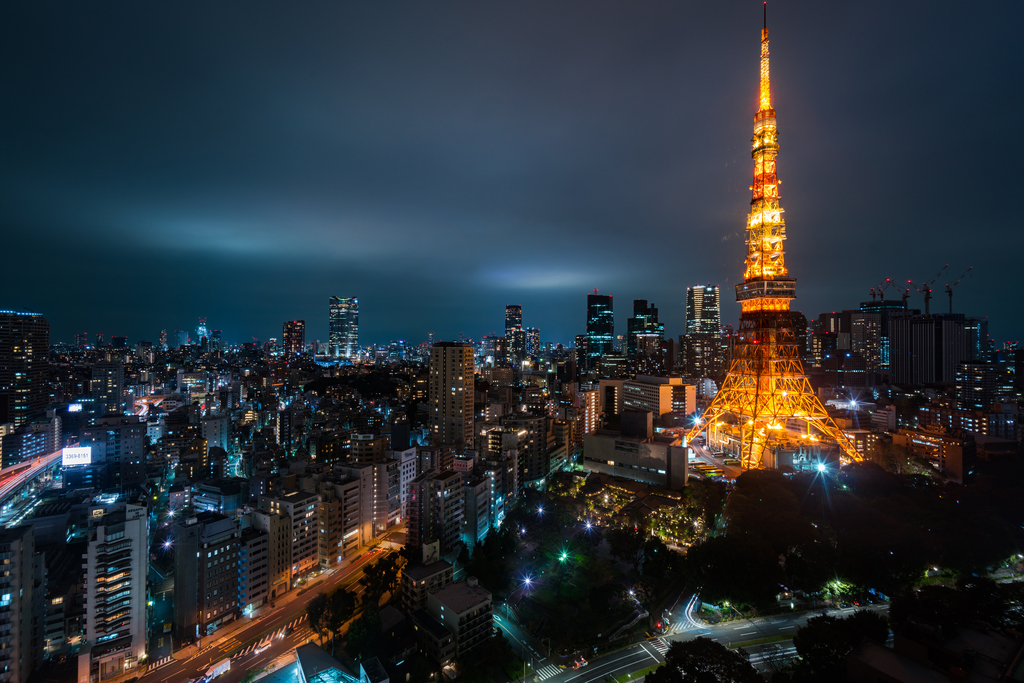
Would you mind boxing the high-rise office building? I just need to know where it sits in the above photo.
[625,300,664,359]
[328,297,359,359]
[81,501,148,681]
[81,415,147,488]
[586,293,614,362]
[0,526,34,683]
[685,285,721,335]
[525,328,540,358]
[891,313,968,385]
[282,320,305,356]
[428,343,475,447]
[858,299,908,373]
[504,305,522,335]
[173,511,240,640]
[505,305,525,363]
[92,360,124,415]
[681,286,724,381]
[0,311,49,427]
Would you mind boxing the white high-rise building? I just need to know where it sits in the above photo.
[80,500,149,682]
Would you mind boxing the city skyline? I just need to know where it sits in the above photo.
[0,6,1021,682]
[1,2,1020,346]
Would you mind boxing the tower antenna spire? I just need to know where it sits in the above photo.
[764,1,767,29]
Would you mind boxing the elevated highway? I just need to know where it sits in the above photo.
[0,450,62,513]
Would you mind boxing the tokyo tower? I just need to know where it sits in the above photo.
[686,4,859,468]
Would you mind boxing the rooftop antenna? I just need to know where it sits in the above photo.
[764,1,767,29]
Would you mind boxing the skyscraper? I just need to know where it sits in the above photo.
[282,320,305,356]
[586,292,613,363]
[525,328,540,357]
[626,300,664,359]
[328,296,359,359]
[685,285,721,335]
[505,305,525,363]
[890,313,968,385]
[428,342,474,446]
[0,311,49,427]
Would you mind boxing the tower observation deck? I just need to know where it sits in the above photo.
[686,5,859,468]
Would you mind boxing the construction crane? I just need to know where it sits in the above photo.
[910,264,949,315]
[945,266,973,314]
[869,277,900,302]
[897,284,912,306]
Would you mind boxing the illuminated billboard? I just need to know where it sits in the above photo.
[62,446,92,467]
[67,404,82,413]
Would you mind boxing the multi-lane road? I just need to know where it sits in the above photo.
[137,543,395,683]
[511,597,889,683]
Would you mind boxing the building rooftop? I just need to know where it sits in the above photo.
[432,469,462,483]
[360,657,389,683]
[404,560,453,582]
[412,608,452,641]
[28,500,73,519]
[295,643,357,683]
[277,490,318,503]
[430,579,491,614]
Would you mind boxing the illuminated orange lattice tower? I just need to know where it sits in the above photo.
[686,5,859,468]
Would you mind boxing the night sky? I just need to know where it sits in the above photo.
[2,2,1021,347]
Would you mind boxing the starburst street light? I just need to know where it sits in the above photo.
[817,462,827,473]
[559,551,568,563]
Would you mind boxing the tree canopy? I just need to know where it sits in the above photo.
[646,638,761,683]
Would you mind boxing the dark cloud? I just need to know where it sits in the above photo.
[1,1,1020,345]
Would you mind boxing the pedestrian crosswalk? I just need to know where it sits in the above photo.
[150,656,175,669]
[650,639,670,656]
[234,615,308,656]
[536,664,561,680]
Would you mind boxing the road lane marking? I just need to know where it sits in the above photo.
[563,650,650,682]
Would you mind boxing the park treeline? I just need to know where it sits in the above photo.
[683,459,1023,610]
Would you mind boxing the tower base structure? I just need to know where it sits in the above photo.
[685,301,859,470]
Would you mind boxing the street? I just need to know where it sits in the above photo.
[136,541,395,683]
[529,597,890,683]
